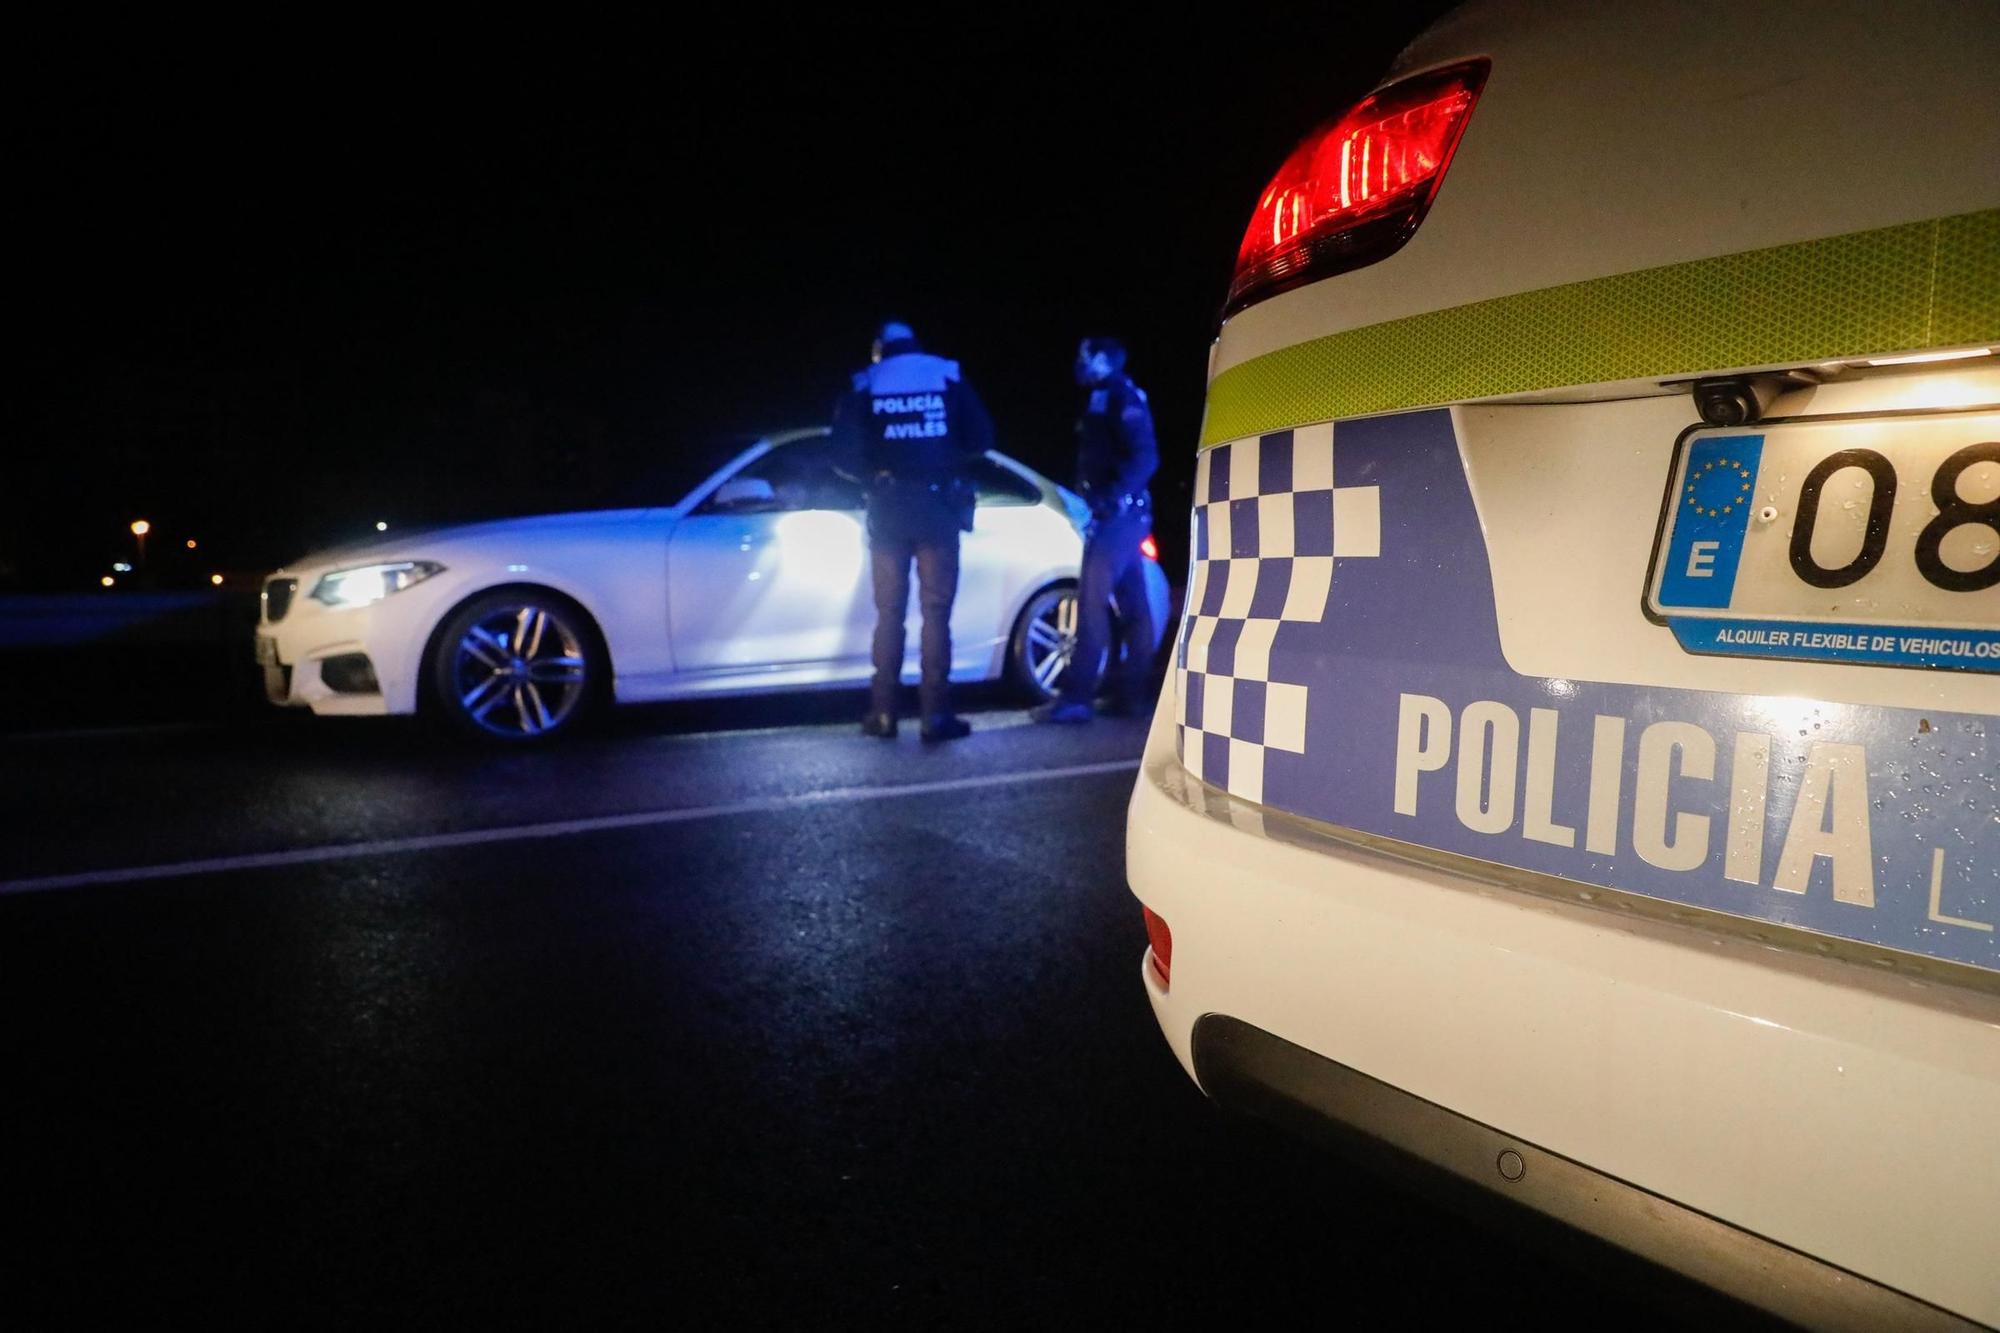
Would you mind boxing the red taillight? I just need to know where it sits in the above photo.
[1139,534,1159,561]
[1142,906,1172,989]
[1226,59,1489,315]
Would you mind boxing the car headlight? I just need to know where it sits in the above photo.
[309,560,444,608]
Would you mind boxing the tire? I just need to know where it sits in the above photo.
[428,589,603,742]
[1008,583,1110,703]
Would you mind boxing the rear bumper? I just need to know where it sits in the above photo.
[1193,1013,1982,1331]
[1128,702,2000,1326]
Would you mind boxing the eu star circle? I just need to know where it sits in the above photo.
[1684,456,1754,519]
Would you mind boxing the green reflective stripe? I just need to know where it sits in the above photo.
[1935,210,2000,346]
[1200,209,2000,447]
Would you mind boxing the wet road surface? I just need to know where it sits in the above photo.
[0,693,1774,1325]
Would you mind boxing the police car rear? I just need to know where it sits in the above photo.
[1127,1,1999,1324]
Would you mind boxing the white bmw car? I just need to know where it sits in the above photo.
[256,428,1169,739]
[1131,1,1997,1326]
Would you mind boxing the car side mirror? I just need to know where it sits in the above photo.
[711,477,778,510]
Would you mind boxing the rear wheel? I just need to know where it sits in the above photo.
[429,591,601,742]
[1008,584,1109,703]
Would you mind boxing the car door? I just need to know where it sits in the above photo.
[950,456,1054,672]
[665,439,873,673]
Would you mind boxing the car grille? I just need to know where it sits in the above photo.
[263,577,297,623]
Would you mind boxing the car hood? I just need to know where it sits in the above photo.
[278,508,664,576]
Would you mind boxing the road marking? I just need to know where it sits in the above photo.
[0,759,1142,896]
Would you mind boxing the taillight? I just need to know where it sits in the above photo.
[1139,534,1159,561]
[1226,59,1489,316]
[1142,906,1172,989]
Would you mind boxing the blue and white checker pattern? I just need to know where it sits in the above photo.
[1175,422,1380,804]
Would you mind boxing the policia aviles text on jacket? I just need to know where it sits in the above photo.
[829,322,994,742]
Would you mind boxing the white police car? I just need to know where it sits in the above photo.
[1128,1,1998,1324]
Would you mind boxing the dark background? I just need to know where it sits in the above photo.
[11,10,1457,590]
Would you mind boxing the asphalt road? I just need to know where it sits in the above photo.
[0,692,1775,1327]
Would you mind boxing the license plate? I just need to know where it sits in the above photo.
[255,635,278,665]
[1647,410,2000,672]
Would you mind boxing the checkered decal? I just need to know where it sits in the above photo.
[1174,423,1380,805]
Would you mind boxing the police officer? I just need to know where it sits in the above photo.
[829,321,992,742]
[1034,336,1159,724]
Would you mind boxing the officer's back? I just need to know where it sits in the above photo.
[829,321,991,742]
[839,340,989,540]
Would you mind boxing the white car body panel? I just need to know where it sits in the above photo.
[661,497,1081,690]
[1132,0,1998,1323]
[1214,0,2000,376]
[257,434,1168,716]
[666,508,874,674]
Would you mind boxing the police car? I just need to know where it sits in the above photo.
[1128,1,1998,1324]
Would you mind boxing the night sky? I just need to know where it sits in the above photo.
[13,11,1455,588]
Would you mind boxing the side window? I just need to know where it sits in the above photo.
[966,457,1042,507]
[704,440,864,513]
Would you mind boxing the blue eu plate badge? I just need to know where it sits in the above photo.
[1656,435,1764,609]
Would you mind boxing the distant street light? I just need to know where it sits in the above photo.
[375,521,389,532]
[210,573,224,586]
[130,519,151,576]
[100,575,115,588]
[112,562,132,573]
[186,539,198,550]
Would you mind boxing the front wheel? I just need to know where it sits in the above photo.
[1008,584,1109,703]
[429,591,602,742]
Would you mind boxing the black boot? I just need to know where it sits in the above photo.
[920,713,971,743]
[860,711,898,739]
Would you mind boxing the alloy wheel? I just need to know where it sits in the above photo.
[1018,588,1108,701]
[450,603,589,737]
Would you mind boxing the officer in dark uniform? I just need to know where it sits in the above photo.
[1034,336,1159,724]
[829,321,992,741]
